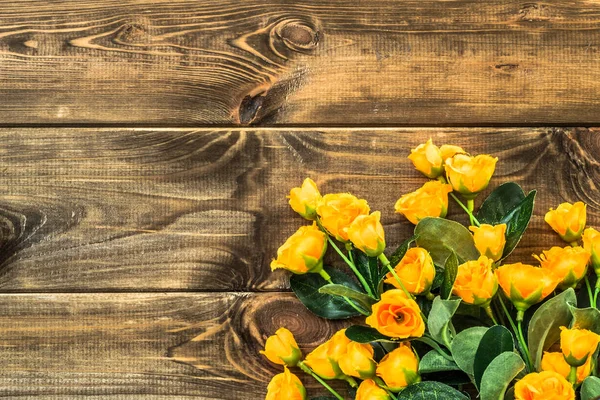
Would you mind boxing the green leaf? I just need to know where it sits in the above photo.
[345,325,396,343]
[290,267,364,319]
[352,250,382,297]
[500,191,536,260]
[318,284,375,311]
[396,381,468,400]
[477,182,526,225]
[428,297,461,346]
[419,350,461,374]
[415,218,479,267]
[441,251,459,300]
[412,337,454,361]
[528,288,576,369]
[569,305,600,334]
[581,376,600,400]
[480,352,525,400]
[451,326,489,376]
[473,326,514,389]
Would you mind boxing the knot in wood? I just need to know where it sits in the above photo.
[273,19,320,52]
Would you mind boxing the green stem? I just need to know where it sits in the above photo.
[498,295,518,335]
[484,304,499,325]
[374,377,398,400]
[517,312,534,373]
[594,287,600,310]
[326,236,375,298]
[319,270,370,316]
[568,366,577,385]
[585,276,595,309]
[298,362,344,400]
[449,192,480,227]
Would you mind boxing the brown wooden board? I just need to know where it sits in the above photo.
[2,1,600,125]
[0,292,354,398]
[0,127,598,291]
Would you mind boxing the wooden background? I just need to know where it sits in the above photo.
[1,1,600,398]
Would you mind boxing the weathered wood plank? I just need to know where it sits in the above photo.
[2,1,600,124]
[0,127,598,291]
[0,292,351,398]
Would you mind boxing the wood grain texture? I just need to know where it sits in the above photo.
[2,1,600,125]
[0,292,353,398]
[0,127,599,291]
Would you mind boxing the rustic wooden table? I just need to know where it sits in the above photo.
[0,1,599,399]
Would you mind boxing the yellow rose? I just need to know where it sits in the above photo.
[317,193,370,242]
[338,342,377,379]
[270,223,327,274]
[514,371,574,400]
[408,139,443,178]
[452,256,498,306]
[288,178,321,220]
[376,343,420,392]
[260,327,302,367]
[541,351,592,384]
[445,154,498,199]
[366,290,425,339]
[348,211,386,257]
[469,223,507,262]
[385,247,435,295]
[544,202,586,243]
[495,263,558,312]
[560,326,600,367]
[303,329,350,380]
[583,227,600,275]
[266,367,306,400]
[355,379,390,400]
[534,246,590,289]
[440,144,466,162]
[394,181,453,225]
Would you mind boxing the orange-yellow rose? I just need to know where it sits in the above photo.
[366,290,425,339]
[452,256,498,306]
[288,178,321,220]
[385,247,435,295]
[534,246,590,289]
[445,154,498,199]
[583,227,600,275]
[261,327,302,367]
[266,367,307,400]
[545,202,586,243]
[338,342,377,379]
[440,144,466,162]
[317,193,370,242]
[348,211,386,257]
[408,139,443,179]
[514,371,574,400]
[376,343,420,392]
[495,263,558,312]
[303,329,350,380]
[271,223,327,274]
[355,379,390,400]
[469,224,507,262]
[560,326,600,366]
[541,351,592,384]
[394,181,453,225]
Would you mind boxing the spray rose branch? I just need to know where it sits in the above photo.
[298,361,345,400]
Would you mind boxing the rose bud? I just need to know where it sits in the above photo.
[376,343,420,392]
[356,379,390,400]
[288,178,321,220]
[270,223,327,275]
[560,327,600,367]
[408,139,444,179]
[583,227,600,275]
[495,263,558,313]
[303,329,350,380]
[338,342,377,379]
[348,211,386,257]
[394,181,453,225]
[452,256,498,306]
[260,327,302,367]
[265,366,307,400]
[469,223,507,262]
[317,193,370,242]
[514,371,574,400]
[385,247,435,295]
[534,246,590,289]
[544,202,586,243]
[365,289,425,339]
[541,351,592,384]
[444,154,498,199]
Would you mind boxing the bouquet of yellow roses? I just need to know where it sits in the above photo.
[260,140,600,400]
